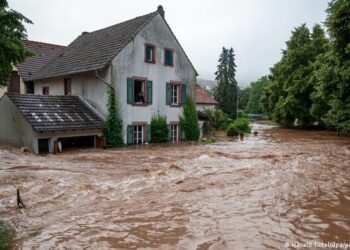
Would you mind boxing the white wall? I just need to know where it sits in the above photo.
[113,14,197,142]
[0,95,37,151]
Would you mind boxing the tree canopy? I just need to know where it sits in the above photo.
[214,47,239,118]
[0,0,34,86]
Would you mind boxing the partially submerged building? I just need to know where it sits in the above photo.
[0,93,103,153]
[0,6,199,152]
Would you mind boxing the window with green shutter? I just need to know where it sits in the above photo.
[127,78,152,105]
[164,48,174,66]
[166,82,171,105]
[145,44,155,63]
[127,125,133,144]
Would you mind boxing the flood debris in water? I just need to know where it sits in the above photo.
[1,121,350,249]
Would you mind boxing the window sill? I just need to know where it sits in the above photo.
[164,64,174,67]
[170,104,181,107]
[145,60,156,64]
[131,103,149,106]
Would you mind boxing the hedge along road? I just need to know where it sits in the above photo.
[0,121,350,249]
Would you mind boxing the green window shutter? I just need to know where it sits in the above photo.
[147,124,151,142]
[181,83,187,105]
[166,82,171,105]
[165,50,173,65]
[146,46,152,61]
[127,125,133,144]
[147,80,153,104]
[127,78,133,104]
[167,124,171,141]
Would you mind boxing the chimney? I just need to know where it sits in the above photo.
[82,31,89,35]
[157,5,165,18]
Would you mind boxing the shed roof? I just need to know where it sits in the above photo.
[16,40,65,81]
[196,84,217,105]
[6,93,103,132]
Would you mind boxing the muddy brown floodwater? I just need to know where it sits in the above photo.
[1,121,350,249]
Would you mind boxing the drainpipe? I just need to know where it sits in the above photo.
[95,70,113,89]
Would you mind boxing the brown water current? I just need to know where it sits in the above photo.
[1,121,350,249]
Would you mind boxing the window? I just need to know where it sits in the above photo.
[134,79,146,104]
[42,86,49,95]
[127,77,153,105]
[133,125,144,144]
[164,48,174,66]
[64,78,72,96]
[145,44,156,63]
[25,81,34,94]
[171,84,180,105]
[170,124,179,142]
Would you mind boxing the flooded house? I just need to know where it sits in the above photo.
[0,6,198,153]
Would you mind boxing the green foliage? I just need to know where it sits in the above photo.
[261,24,329,127]
[0,0,35,86]
[150,114,168,143]
[202,108,229,133]
[226,125,239,137]
[247,76,270,114]
[238,87,251,111]
[103,87,124,147]
[0,221,13,250]
[179,97,200,141]
[227,118,251,137]
[214,47,239,118]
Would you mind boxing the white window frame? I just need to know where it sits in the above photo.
[171,84,180,105]
[133,125,144,144]
[170,124,179,142]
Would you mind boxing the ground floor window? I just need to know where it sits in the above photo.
[133,125,145,144]
[170,124,179,142]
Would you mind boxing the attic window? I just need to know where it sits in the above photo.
[164,48,174,66]
[42,86,49,95]
[145,44,155,63]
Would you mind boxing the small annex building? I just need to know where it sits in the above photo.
[0,93,104,153]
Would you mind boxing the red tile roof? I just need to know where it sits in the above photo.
[16,40,65,81]
[196,84,217,105]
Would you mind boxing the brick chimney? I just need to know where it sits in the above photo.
[157,5,165,18]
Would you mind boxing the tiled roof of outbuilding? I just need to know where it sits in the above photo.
[16,40,65,81]
[6,93,103,132]
[196,84,217,105]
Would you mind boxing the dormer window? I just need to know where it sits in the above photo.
[164,48,174,66]
[145,44,156,63]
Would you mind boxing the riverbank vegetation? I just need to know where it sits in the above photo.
[238,0,349,132]
[0,221,13,250]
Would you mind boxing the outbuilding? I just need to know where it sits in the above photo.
[0,93,104,153]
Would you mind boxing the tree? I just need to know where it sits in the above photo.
[214,47,239,118]
[179,97,200,141]
[247,76,270,114]
[238,87,251,111]
[103,87,124,147]
[0,0,34,86]
[261,24,328,126]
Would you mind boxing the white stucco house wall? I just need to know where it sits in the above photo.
[31,6,197,145]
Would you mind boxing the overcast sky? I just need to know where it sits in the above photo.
[9,0,329,87]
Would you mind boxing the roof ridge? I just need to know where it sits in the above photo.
[22,39,66,48]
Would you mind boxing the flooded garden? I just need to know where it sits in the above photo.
[1,121,350,249]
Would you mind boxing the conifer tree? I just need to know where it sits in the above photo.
[214,47,239,118]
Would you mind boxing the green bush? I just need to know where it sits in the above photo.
[103,87,124,147]
[202,108,229,133]
[179,97,200,141]
[0,221,13,250]
[226,117,251,137]
[150,115,168,143]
